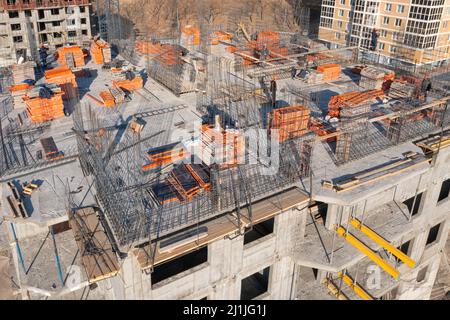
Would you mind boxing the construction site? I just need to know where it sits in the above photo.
[0,0,450,301]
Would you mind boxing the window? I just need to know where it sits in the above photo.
[438,178,450,202]
[244,218,274,245]
[81,29,88,35]
[395,19,402,27]
[386,4,392,12]
[393,32,399,41]
[416,266,428,282]
[394,240,411,264]
[53,32,62,38]
[397,5,405,13]
[52,21,61,27]
[51,8,59,15]
[68,19,76,26]
[337,21,343,28]
[335,32,341,40]
[68,31,77,37]
[379,42,385,50]
[338,9,344,17]
[426,223,441,246]
[25,10,32,17]
[390,45,397,53]
[151,246,207,286]
[381,30,388,37]
[383,17,390,25]
[11,24,21,31]
[80,6,86,13]
[13,36,23,43]
[241,267,270,300]
[81,18,87,24]
[403,192,423,217]
[8,11,19,18]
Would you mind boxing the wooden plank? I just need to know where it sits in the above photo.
[6,196,20,218]
[240,187,308,226]
[234,52,276,67]
[68,207,119,283]
[324,154,429,193]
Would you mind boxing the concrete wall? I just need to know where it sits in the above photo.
[101,207,306,300]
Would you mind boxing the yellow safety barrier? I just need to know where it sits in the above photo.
[336,226,400,279]
[338,271,374,300]
[322,278,349,300]
[350,219,416,268]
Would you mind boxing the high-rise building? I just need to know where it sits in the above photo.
[318,0,450,66]
[0,0,92,66]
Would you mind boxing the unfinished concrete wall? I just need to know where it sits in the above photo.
[0,3,92,66]
[100,206,307,300]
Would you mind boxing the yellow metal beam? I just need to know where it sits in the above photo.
[322,278,349,300]
[336,226,400,279]
[350,219,416,268]
[338,272,374,300]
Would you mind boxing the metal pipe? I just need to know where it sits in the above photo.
[50,228,64,287]
[10,222,26,274]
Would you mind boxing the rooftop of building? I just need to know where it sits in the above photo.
[0,24,449,297]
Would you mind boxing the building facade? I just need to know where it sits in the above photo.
[0,0,92,67]
[318,0,450,66]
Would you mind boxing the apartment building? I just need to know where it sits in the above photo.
[0,0,92,66]
[318,0,450,66]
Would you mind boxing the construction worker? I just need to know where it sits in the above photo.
[421,73,432,99]
[291,67,297,79]
[370,28,380,51]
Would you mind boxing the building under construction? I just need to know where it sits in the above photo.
[0,2,450,301]
[0,0,92,67]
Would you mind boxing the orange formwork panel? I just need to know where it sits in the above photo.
[24,92,64,123]
[328,89,384,118]
[56,46,86,68]
[135,41,184,66]
[211,31,233,44]
[90,39,110,65]
[112,76,143,92]
[181,26,201,45]
[256,30,281,50]
[268,105,310,142]
[200,124,245,167]
[317,64,341,81]
[141,147,188,171]
[99,90,115,107]
[8,83,32,92]
[135,40,164,54]
[44,66,78,100]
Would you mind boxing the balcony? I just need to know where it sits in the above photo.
[0,0,91,11]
